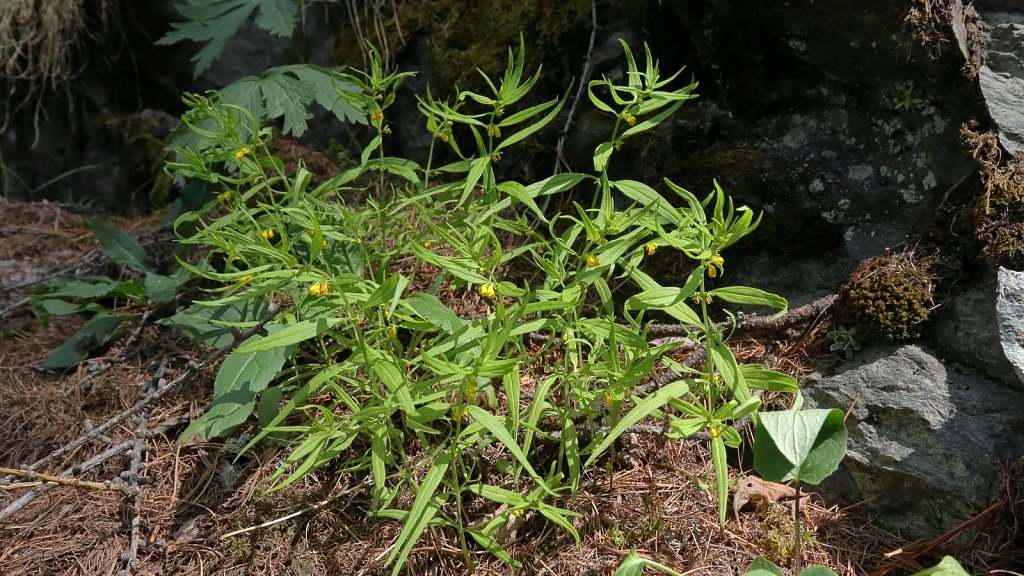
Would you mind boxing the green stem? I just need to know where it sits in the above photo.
[793,482,802,572]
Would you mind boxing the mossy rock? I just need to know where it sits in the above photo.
[836,251,937,343]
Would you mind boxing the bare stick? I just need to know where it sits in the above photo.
[554,0,598,174]
[219,477,371,540]
[0,302,281,484]
[0,466,122,491]
[0,440,133,523]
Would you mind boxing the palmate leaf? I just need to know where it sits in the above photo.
[158,0,299,78]
[220,65,364,137]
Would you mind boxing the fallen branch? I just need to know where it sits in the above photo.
[0,302,281,485]
[0,466,122,491]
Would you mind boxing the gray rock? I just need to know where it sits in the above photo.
[802,343,1024,540]
[997,267,1024,386]
[929,284,1020,384]
[976,9,1024,154]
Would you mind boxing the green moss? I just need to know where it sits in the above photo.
[752,495,817,565]
[837,251,936,343]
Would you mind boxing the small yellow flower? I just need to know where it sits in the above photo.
[586,254,601,268]
[439,133,450,143]
[712,254,725,267]
[478,282,497,300]
[706,295,713,305]
[512,508,524,517]
[706,264,717,278]
[252,176,263,184]
[355,238,364,244]
[369,110,384,123]
[322,240,328,250]
[486,124,501,138]
[238,274,254,285]
[309,281,329,297]
[709,426,721,439]
[621,112,637,126]
[535,244,544,254]
[614,142,622,151]
[261,229,276,240]
[645,241,657,256]
[387,324,398,339]
[465,381,477,400]
[234,147,251,160]
[217,190,232,203]
[452,406,470,422]
[692,295,702,306]
[423,241,433,249]
[491,153,502,163]
[383,125,392,135]
[561,330,569,342]
[604,391,614,408]
[581,285,589,294]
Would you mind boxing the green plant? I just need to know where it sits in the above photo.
[753,409,847,571]
[613,548,684,576]
[165,37,799,572]
[31,219,190,368]
[827,325,861,359]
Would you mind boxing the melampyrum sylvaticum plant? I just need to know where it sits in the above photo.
[164,36,803,573]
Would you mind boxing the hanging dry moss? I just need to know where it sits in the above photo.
[836,249,937,343]
[0,0,118,133]
[961,123,1024,269]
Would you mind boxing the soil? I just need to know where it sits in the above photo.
[0,199,1010,576]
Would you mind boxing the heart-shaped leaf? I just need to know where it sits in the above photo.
[754,408,847,485]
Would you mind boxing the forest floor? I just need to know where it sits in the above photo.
[0,199,1011,576]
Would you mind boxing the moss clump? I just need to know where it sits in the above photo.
[836,250,936,343]
[751,494,817,565]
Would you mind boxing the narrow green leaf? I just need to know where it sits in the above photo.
[235,317,342,353]
[87,219,152,273]
[711,286,788,317]
[712,434,729,528]
[584,379,690,468]
[386,452,451,573]
[466,406,550,493]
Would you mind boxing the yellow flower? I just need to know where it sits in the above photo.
[369,110,384,123]
[322,240,328,250]
[383,125,392,135]
[309,281,329,297]
[709,426,721,439]
[486,124,501,138]
[712,254,725,267]
[439,133,450,143]
[465,381,477,400]
[614,142,622,151]
[604,391,614,408]
[706,295,713,305]
[387,324,398,339]
[706,264,717,278]
[478,282,497,299]
[586,254,601,268]
[238,274,254,285]
[452,406,470,422]
[423,241,432,249]
[535,244,544,254]
[621,111,637,126]
[234,147,251,160]
[645,241,657,256]
[261,229,275,240]
[491,153,502,163]
[692,295,702,306]
[217,190,232,203]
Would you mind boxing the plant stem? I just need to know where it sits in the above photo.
[793,482,802,572]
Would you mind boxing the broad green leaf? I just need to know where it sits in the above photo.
[179,330,294,442]
[743,557,785,576]
[402,292,463,333]
[44,313,123,368]
[156,299,270,347]
[909,557,970,576]
[584,379,690,468]
[754,409,847,486]
[614,549,684,576]
[144,272,182,304]
[87,219,152,273]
